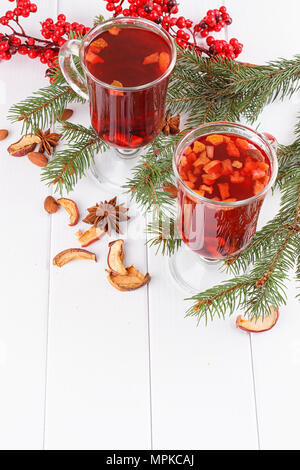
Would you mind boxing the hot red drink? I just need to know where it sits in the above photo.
[177,133,272,259]
[85,25,172,149]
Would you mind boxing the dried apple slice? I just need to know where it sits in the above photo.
[85,50,104,65]
[107,265,151,292]
[107,240,127,275]
[143,52,159,65]
[53,248,97,267]
[108,26,121,36]
[57,198,80,226]
[227,142,240,158]
[193,141,205,153]
[76,226,105,247]
[218,182,230,200]
[109,80,124,96]
[206,134,224,146]
[158,51,170,73]
[236,306,279,333]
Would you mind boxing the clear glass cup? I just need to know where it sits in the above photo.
[59,17,176,188]
[169,122,278,293]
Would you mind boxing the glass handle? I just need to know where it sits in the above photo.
[263,132,278,152]
[58,39,89,101]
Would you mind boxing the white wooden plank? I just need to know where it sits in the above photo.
[227,0,300,450]
[147,0,258,450]
[0,0,57,449]
[44,0,151,446]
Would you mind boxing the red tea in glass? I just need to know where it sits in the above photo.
[174,123,278,261]
[84,24,172,149]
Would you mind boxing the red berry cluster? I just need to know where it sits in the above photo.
[0,0,89,71]
[103,1,243,59]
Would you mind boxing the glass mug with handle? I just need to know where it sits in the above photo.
[59,17,176,188]
[169,122,278,293]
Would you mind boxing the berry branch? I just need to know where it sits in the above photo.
[0,0,89,75]
[103,1,243,60]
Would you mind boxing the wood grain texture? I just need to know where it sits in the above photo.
[0,0,299,450]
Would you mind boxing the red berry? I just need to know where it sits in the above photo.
[123,9,130,16]
[206,36,215,46]
[219,6,227,14]
[28,50,38,59]
[40,56,47,64]
[106,2,115,11]
[27,37,35,46]
[0,17,9,25]
[200,30,209,38]
[230,38,239,48]
[57,14,66,22]
[176,16,186,28]
[30,3,37,13]
[6,11,14,20]
[0,42,9,51]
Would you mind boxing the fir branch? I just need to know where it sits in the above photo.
[146,210,182,257]
[124,133,183,213]
[41,122,108,194]
[7,84,86,134]
[168,52,300,126]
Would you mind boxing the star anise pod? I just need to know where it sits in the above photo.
[162,111,180,136]
[82,196,130,236]
[36,128,61,155]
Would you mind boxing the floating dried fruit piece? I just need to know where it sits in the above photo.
[180,155,188,167]
[184,146,192,156]
[202,173,218,186]
[203,159,222,175]
[8,134,41,157]
[218,182,230,200]
[223,198,237,202]
[205,145,214,160]
[227,142,240,158]
[44,196,59,214]
[107,265,151,292]
[222,158,233,175]
[130,135,143,147]
[108,26,120,36]
[107,240,127,275]
[236,306,279,333]
[158,51,170,73]
[184,180,195,189]
[109,80,124,96]
[206,134,224,146]
[245,148,264,162]
[0,129,8,141]
[200,184,213,195]
[57,198,80,226]
[252,169,267,180]
[86,50,104,65]
[232,160,243,169]
[253,180,265,195]
[230,171,245,184]
[188,170,197,183]
[53,248,97,268]
[90,37,108,50]
[187,152,197,163]
[76,226,105,247]
[28,152,48,167]
[193,141,205,153]
[235,138,250,150]
[194,189,205,197]
[193,152,209,167]
[143,51,159,65]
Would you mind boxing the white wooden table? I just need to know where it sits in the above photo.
[0,0,299,450]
